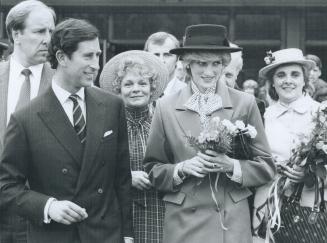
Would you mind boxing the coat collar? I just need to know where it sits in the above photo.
[175,80,233,111]
[173,81,234,137]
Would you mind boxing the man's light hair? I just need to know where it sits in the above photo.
[144,32,180,51]
[6,0,56,44]
[229,43,243,72]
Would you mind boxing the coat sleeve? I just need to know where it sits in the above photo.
[114,100,133,237]
[240,96,276,187]
[0,115,50,224]
[143,100,178,193]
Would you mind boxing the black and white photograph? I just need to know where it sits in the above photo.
[0,1,327,243]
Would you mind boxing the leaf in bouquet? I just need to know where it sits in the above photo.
[316,164,327,180]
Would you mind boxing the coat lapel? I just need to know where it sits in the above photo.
[75,88,105,193]
[38,63,54,95]
[174,81,235,137]
[38,88,83,164]
[0,61,10,148]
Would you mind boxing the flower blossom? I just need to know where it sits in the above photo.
[246,124,257,138]
[235,120,246,130]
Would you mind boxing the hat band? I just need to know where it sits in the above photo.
[184,35,228,47]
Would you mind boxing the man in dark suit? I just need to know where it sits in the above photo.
[0,18,133,243]
[0,1,55,242]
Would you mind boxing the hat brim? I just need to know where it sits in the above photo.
[170,46,242,55]
[0,42,8,49]
[99,50,169,102]
[259,60,315,79]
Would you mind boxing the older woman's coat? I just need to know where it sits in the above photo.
[144,81,276,243]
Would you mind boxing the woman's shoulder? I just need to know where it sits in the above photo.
[228,87,255,106]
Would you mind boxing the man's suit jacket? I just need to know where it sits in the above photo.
[0,86,133,243]
[144,81,275,243]
[0,60,54,155]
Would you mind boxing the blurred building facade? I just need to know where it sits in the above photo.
[1,0,327,81]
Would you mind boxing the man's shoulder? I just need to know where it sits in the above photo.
[87,86,123,106]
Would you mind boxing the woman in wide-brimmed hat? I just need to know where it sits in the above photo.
[99,50,169,243]
[143,24,275,243]
[253,48,327,243]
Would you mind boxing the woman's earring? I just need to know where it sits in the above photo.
[186,65,190,69]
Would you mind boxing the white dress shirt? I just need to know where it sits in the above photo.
[7,57,43,124]
[51,80,86,125]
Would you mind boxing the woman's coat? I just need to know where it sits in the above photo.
[144,81,276,243]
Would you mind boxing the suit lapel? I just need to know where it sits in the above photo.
[38,63,54,95]
[173,81,234,137]
[0,61,10,146]
[38,88,83,164]
[75,88,105,193]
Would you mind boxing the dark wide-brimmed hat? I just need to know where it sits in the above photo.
[259,48,315,79]
[170,24,242,55]
[99,50,169,102]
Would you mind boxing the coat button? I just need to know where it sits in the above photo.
[97,188,103,194]
[62,168,68,174]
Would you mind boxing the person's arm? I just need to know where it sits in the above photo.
[114,100,133,238]
[0,115,49,225]
[238,96,276,187]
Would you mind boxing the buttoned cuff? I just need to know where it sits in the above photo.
[173,163,184,186]
[226,160,242,184]
[43,197,57,224]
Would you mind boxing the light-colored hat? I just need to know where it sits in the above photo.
[99,50,169,102]
[259,48,315,79]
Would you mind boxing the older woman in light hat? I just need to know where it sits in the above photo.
[143,24,275,243]
[253,48,327,243]
[99,50,169,243]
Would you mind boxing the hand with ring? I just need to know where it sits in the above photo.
[197,150,235,173]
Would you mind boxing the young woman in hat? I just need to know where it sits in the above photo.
[253,48,327,243]
[99,50,169,243]
[143,24,275,243]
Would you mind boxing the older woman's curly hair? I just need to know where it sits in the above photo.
[112,57,158,98]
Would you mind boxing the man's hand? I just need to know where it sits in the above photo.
[131,171,152,190]
[48,200,88,225]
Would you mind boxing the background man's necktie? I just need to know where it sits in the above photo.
[69,94,86,144]
[15,69,32,111]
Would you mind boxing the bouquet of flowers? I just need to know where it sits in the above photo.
[266,103,327,240]
[186,116,257,158]
[185,116,257,230]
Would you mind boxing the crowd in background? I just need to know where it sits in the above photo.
[0,1,327,243]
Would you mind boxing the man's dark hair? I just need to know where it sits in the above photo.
[48,18,99,69]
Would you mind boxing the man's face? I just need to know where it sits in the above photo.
[63,38,101,93]
[220,61,240,88]
[147,38,177,78]
[14,8,55,67]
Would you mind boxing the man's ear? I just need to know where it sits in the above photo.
[12,30,20,44]
[56,50,67,67]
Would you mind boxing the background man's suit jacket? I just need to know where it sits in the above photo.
[0,86,133,243]
[0,60,54,155]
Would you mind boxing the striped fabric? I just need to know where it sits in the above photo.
[274,199,327,243]
[126,106,165,243]
[69,94,86,144]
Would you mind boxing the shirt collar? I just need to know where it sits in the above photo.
[271,95,312,118]
[52,80,85,106]
[10,56,43,81]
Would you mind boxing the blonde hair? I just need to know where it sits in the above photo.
[112,56,157,96]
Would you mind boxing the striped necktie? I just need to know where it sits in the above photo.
[69,94,86,144]
[16,68,32,111]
